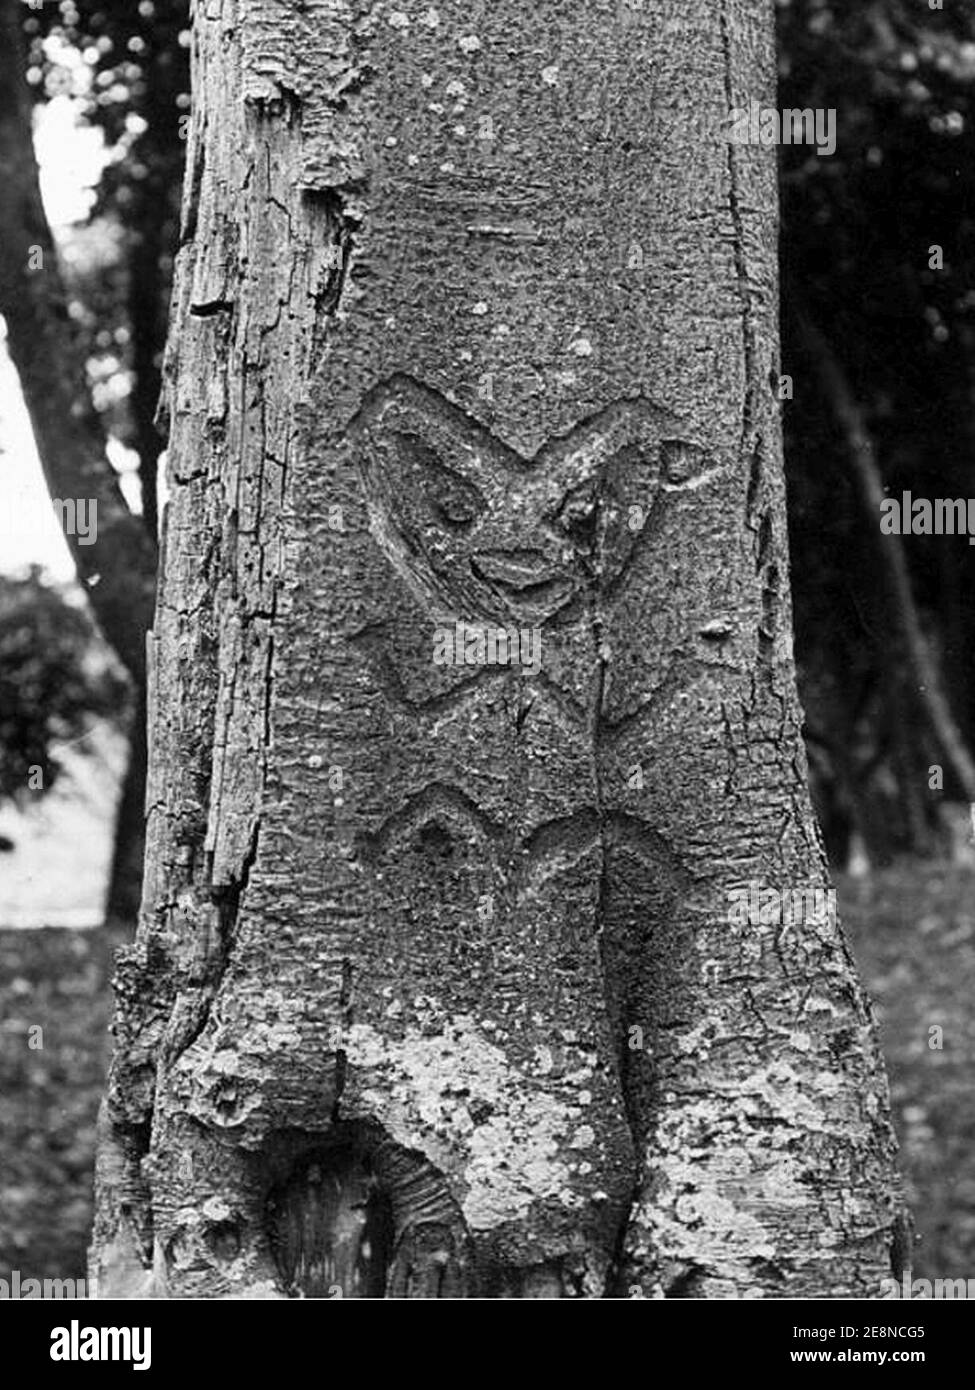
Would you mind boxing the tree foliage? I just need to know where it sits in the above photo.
[0,567,127,804]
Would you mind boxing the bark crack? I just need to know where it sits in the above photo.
[719,0,759,466]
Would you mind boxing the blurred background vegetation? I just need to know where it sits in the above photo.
[0,567,126,803]
[1,0,974,1290]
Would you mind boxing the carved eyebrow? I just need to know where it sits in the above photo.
[356,782,504,865]
[356,376,522,490]
[354,374,668,485]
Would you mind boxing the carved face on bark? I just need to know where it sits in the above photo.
[352,375,704,628]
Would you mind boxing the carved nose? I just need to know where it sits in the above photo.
[471,550,559,591]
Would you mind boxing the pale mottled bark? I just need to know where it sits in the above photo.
[92,0,903,1298]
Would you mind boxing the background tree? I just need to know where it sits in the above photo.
[0,0,156,686]
[779,0,975,863]
[92,0,905,1298]
[0,0,190,921]
[14,0,189,540]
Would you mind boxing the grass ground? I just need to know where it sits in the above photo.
[841,863,975,1280]
[1,861,973,1289]
[0,927,110,1283]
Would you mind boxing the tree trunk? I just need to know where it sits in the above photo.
[92,0,905,1298]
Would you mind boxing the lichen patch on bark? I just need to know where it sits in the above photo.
[335,1011,600,1232]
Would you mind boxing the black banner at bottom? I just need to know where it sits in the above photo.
[0,1296,965,1376]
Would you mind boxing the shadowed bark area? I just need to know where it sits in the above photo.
[92,0,904,1298]
[106,681,149,926]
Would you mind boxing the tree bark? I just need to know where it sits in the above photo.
[93,0,904,1298]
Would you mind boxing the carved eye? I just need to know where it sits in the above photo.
[416,821,455,859]
[429,478,482,529]
[425,465,483,530]
[395,432,484,531]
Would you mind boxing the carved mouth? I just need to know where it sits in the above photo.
[471,550,558,589]
[470,552,571,611]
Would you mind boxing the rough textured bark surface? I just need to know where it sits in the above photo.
[93,0,904,1298]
